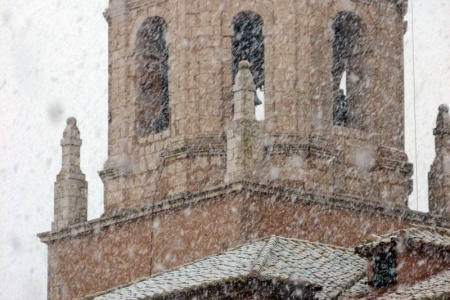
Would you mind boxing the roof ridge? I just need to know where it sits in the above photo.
[365,227,418,241]
[414,224,450,237]
[250,236,278,275]
[263,235,355,253]
[376,225,450,240]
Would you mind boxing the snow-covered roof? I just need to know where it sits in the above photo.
[343,226,450,299]
[341,269,450,299]
[89,236,366,300]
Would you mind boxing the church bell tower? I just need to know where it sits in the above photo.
[100,0,411,212]
[40,1,417,299]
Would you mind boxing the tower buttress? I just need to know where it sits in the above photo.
[429,104,450,216]
[226,60,263,183]
[52,117,88,231]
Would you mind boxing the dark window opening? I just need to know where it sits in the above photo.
[232,11,265,114]
[135,16,169,136]
[332,12,367,129]
[370,250,398,289]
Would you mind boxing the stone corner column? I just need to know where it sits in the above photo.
[52,117,88,231]
[429,104,450,216]
[225,61,263,184]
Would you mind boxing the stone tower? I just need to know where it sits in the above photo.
[40,1,436,299]
[100,0,412,213]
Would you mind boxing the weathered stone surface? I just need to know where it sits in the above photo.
[39,1,423,299]
[429,104,450,216]
[98,0,410,213]
[40,183,435,300]
[52,117,88,231]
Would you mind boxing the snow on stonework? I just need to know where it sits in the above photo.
[35,0,450,299]
[89,237,366,300]
[343,226,450,299]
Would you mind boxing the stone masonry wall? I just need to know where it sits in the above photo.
[101,0,410,213]
[41,1,413,299]
[43,186,424,299]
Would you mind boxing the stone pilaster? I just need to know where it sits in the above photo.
[52,117,88,231]
[429,105,450,216]
[226,61,262,183]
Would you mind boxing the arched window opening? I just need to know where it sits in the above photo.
[135,17,169,136]
[332,12,367,129]
[232,11,265,120]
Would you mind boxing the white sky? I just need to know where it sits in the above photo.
[0,1,449,299]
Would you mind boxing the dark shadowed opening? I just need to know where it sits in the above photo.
[370,250,398,289]
[135,16,169,136]
[232,11,264,108]
[332,12,368,129]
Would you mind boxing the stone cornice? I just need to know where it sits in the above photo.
[38,183,243,244]
[372,146,414,175]
[161,135,226,160]
[38,181,450,244]
[98,166,131,182]
[161,144,226,160]
[264,143,339,160]
[265,142,413,176]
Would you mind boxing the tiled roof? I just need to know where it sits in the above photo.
[90,236,366,300]
[356,226,450,257]
[340,276,370,298]
[341,269,450,299]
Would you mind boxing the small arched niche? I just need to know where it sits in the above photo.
[232,11,265,120]
[135,16,169,137]
[332,11,368,130]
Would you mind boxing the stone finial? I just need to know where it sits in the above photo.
[239,60,249,68]
[439,104,449,112]
[52,117,88,231]
[434,104,450,135]
[63,117,80,140]
[60,117,82,175]
[432,104,450,161]
[233,60,255,92]
[429,104,450,216]
[232,60,256,121]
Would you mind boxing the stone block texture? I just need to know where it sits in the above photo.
[41,185,431,300]
[100,0,411,214]
[38,0,427,299]
[429,105,450,216]
[53,117,88,231]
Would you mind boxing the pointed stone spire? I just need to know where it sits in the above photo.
[232,60,256,121]
[226,61,262,183]
[434,104,450,136]
[429,105,450,216]
[52,117,88,231]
